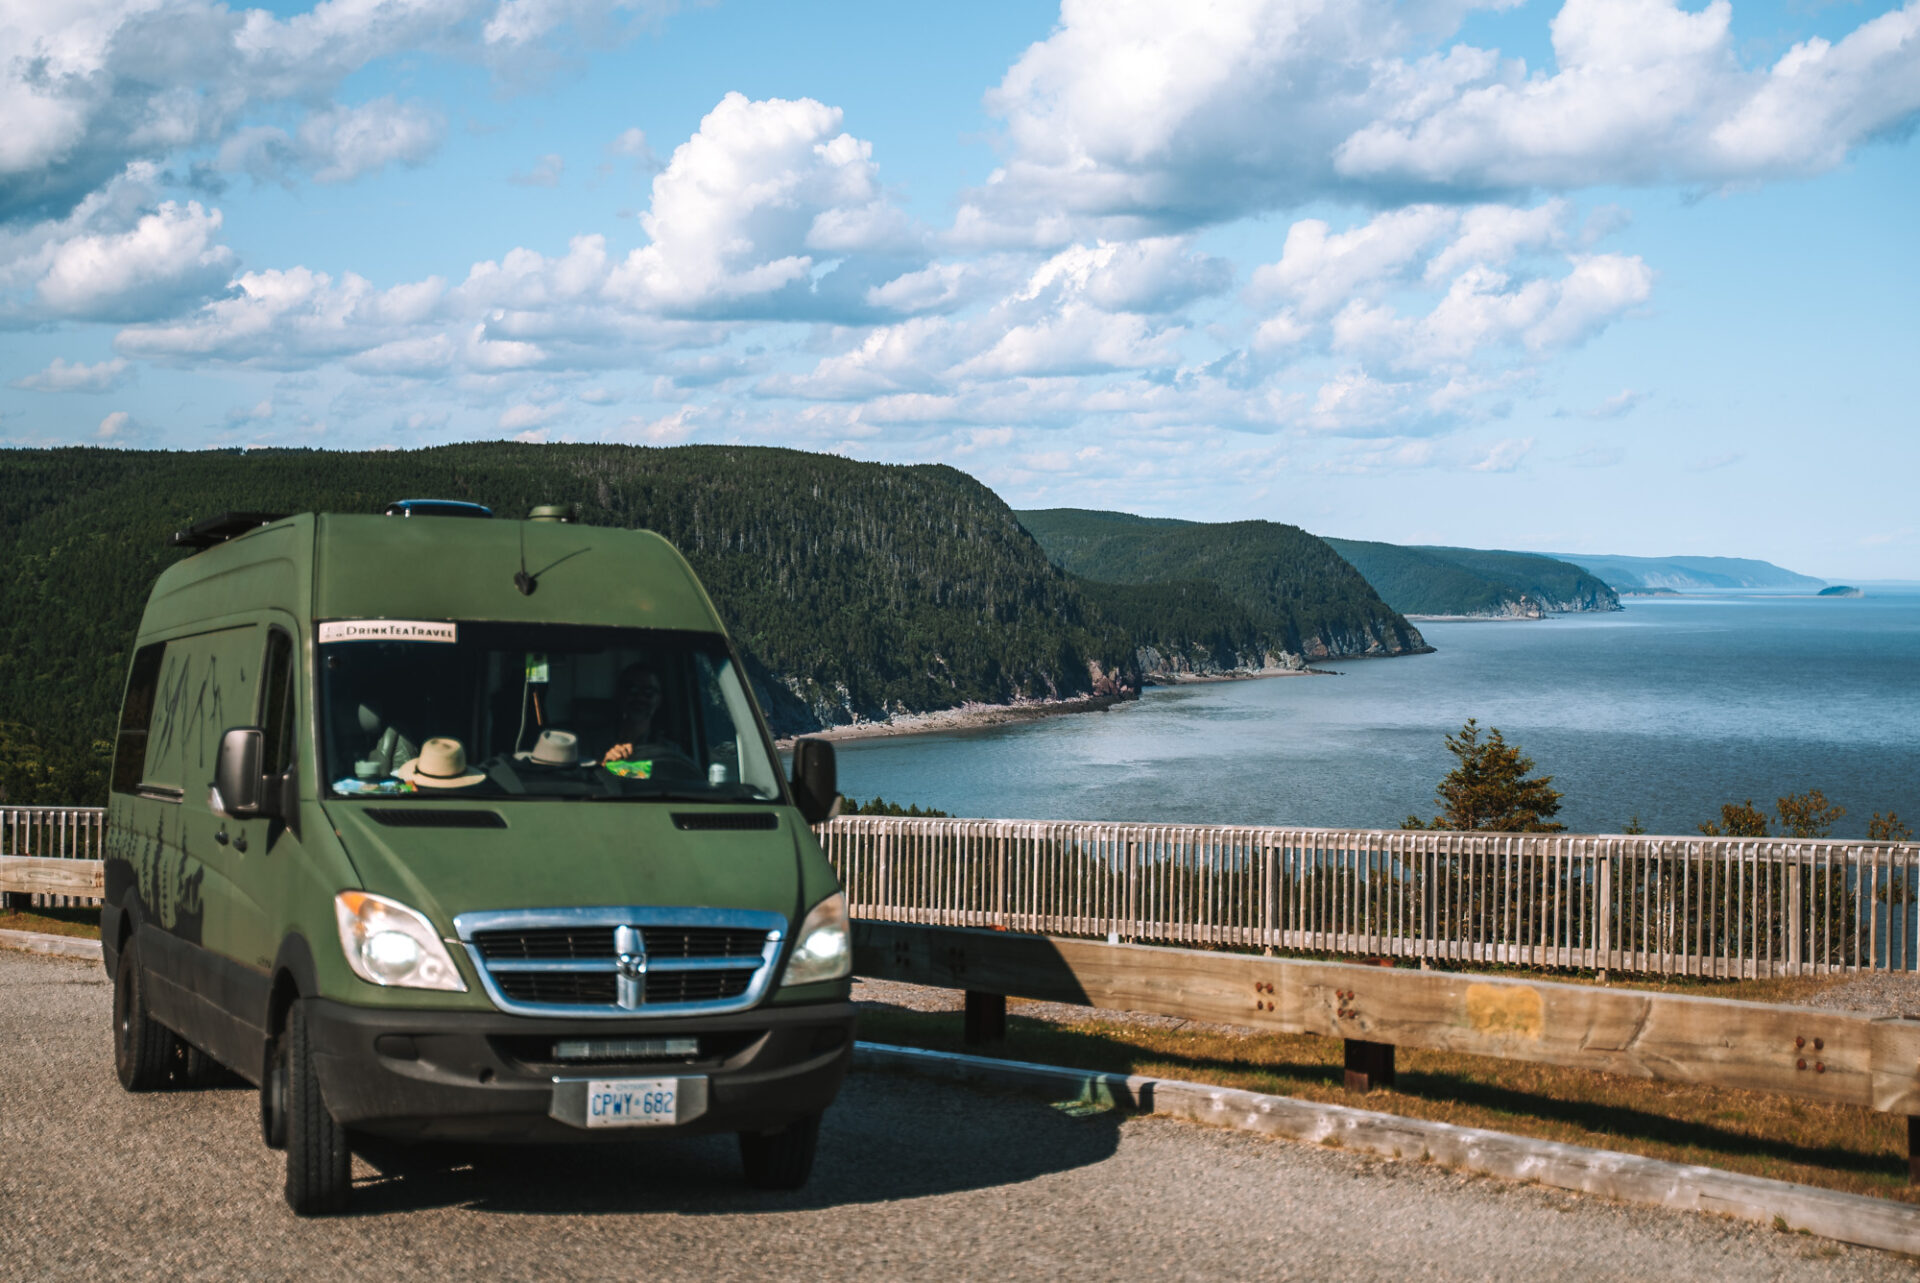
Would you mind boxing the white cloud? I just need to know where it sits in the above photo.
[616,406,695,443]
[968,0,1920,237]
[116,266,439,367]
[956,305,1182,379]
[221,98,445,185]
[1022,237,1232,314]
[225,397,273,423]
[0,0,661,227]
[10,356,133,392]
[605,93,918,315]
[609,127,653,158]
[1251,207,1458,319]
[510,153,566,187]
[1468,435,1532,471]
[498,401,560,430]
[1336,0,1920,193]
[1584,387,1647,419]
[1252,203,1652,379]
[300,98,445,184]
[96,409,131,439]
[34,199,234,321]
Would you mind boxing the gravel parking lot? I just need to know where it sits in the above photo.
[1,949,1909,1281]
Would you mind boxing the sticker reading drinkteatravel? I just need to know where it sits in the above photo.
[317,620,458,644]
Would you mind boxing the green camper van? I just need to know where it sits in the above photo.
[101,502,853,1215]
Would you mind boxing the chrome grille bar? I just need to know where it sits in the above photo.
[453,906,787,1018]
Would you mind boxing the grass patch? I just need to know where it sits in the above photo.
[855,1000,1916,1204]
[0,905,101,939]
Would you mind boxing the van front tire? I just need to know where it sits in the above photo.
[738,1113,820,1190]
[284,1002,351,1216]
[113,939,178,1092]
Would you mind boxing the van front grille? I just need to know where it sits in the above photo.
[453,907,787,1019]
[472,925,766,963]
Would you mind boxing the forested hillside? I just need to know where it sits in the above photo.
[0,444,1134,804]
[1325,540,1619,617]
[1017,509,1427,673]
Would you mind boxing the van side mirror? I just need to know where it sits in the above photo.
[789,739,838,826]
[213,727,278,820]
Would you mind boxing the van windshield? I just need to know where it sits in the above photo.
[318,623,784,803]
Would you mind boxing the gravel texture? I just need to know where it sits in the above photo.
[1800,972,1920,1019]
[2,950,1911,1281]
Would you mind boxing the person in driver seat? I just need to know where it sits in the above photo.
[602,661,667,764]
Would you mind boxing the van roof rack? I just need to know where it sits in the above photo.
[384,499,493,519]
[166,512,291,551]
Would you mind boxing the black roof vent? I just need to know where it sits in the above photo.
[166,512,290,551]
[384,499,493,519]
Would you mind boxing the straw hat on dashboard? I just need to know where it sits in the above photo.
[396,737,487,788]
[514,728,579,768]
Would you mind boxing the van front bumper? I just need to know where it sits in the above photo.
[304,997,854,1142]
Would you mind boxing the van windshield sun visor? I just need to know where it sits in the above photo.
[317,622,784,805]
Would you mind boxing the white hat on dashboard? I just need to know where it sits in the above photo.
[395,737,487,788]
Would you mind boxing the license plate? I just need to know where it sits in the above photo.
[584,1078,681,1128]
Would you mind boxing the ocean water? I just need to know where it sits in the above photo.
[833,593,1920,840]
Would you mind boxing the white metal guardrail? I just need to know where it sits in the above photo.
[9,807,1917,977]
[821,817,1920,978]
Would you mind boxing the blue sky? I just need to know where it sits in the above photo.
[3,0,1916,578]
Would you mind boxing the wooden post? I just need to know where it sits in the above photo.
[964,990,1006,1045]
[1344,1040,1394,1093]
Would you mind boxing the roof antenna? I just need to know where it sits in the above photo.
[514,522,536,596]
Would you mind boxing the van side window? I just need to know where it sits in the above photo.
[261,629,296,778]
[111,644,166,795]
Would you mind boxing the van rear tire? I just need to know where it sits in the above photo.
[113,938,178,1092]
[283,1002,351,1216]
[738,1113,820,1190]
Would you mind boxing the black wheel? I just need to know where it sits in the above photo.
[738,1113,820,1190]
[261,1034,288,1150]
[113,937,178,1092]
[283,1002,351,1215]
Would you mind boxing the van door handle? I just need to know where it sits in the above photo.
[233,831,248,853]
[214,827,229,846]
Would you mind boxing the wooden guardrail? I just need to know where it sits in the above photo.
[0,856,103,898]
[852,920,1920,1180]
[0,806,105,910]
[824,817,1920,978]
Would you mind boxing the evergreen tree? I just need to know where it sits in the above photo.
[1402,719,1565,833]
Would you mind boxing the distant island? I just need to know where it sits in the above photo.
[1321,540,1619,619]
[1818,585,1864,598]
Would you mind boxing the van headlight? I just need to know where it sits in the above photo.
[334,891,467,991]
[782,892,852,987]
